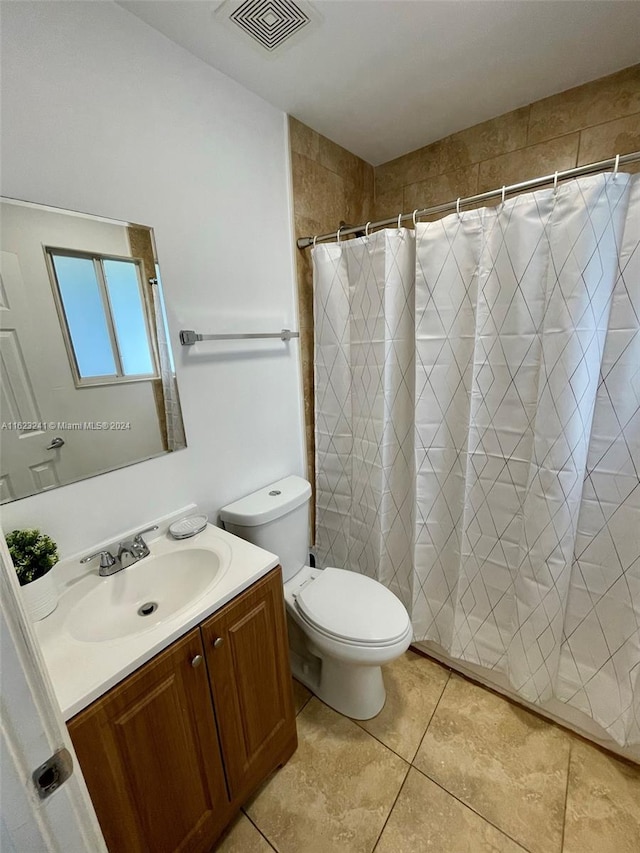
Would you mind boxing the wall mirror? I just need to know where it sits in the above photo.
[0,197,186,503]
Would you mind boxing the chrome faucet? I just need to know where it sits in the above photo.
[117,526,159,568]
[80,526,159,576]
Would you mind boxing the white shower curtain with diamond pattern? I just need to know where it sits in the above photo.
[313,173,639,746]
[314,230,416,610]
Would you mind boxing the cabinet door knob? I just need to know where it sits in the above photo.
[213,637,224,649]
[191,654,203,668]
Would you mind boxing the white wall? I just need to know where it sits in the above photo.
[0,1,305,556]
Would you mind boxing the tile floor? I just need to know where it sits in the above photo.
[215,651,640,853]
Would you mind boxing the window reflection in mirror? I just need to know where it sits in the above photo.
[48,250,157,383]
[0,198,186,504]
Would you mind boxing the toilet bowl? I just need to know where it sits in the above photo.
[285,565,412,718]
[219,476,413,720]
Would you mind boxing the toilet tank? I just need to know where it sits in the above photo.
[219,476,312,583]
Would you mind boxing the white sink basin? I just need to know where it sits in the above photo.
[66,548,225,642]
[36,520,279,718]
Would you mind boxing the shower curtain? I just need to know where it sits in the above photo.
[313,172,640,747]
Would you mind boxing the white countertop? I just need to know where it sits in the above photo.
[35,524,279,720]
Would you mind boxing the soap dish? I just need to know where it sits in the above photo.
[169,515,208,539]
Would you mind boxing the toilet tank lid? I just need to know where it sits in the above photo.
[219,475,311,527]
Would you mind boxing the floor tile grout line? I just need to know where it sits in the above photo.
[371,762,412,853]
[352,721,415,764]
[324,669,451,767]
[559,739,573,852]
[351,669,452,766]
[296,695,311,716]
[301,653,453,760]
[292,679,312,717]
[314,692,417,767]
[409,763,536,853]
[409,670,452,763]
[241,807,280,852]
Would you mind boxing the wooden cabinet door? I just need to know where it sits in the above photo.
[68,629,231,853]
[201,567,297,803]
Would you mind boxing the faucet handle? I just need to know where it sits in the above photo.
[133,525,159,542]
[80,550,117,569]
[131,525,159,554]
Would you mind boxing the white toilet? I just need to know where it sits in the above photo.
[220,475,413,720]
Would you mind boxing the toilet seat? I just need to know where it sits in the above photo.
[295,567,410,646]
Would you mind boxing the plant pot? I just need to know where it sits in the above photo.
[21,571,58,621]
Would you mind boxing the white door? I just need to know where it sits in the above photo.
[0,250,64,501]
[0,532,106,852]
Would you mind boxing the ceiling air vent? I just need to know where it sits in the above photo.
[215,0,320,56]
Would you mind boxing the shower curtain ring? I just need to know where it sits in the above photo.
[397,213,403,230]
[456,198,461,219]
[553,171,559,193]
[336,226,343,243]
[412,209,419,227]
[501,185,506,206]
[312,235,318,248]
[365,221,371,237]
[613,154,620,179]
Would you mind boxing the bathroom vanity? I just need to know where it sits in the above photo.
[35,524,297,853]
[68,568,296,852]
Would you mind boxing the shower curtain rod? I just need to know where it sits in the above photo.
[296,150,640,249]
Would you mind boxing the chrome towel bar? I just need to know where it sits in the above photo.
[179,329,299,346]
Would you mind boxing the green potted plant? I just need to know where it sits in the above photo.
[6,528,59,621]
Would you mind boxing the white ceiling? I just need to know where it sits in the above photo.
[119,1,640,165]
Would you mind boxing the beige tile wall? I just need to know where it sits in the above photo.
[289,65,640,505]
[375,64,640,219]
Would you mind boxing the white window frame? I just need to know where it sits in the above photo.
[45,247,160,388]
